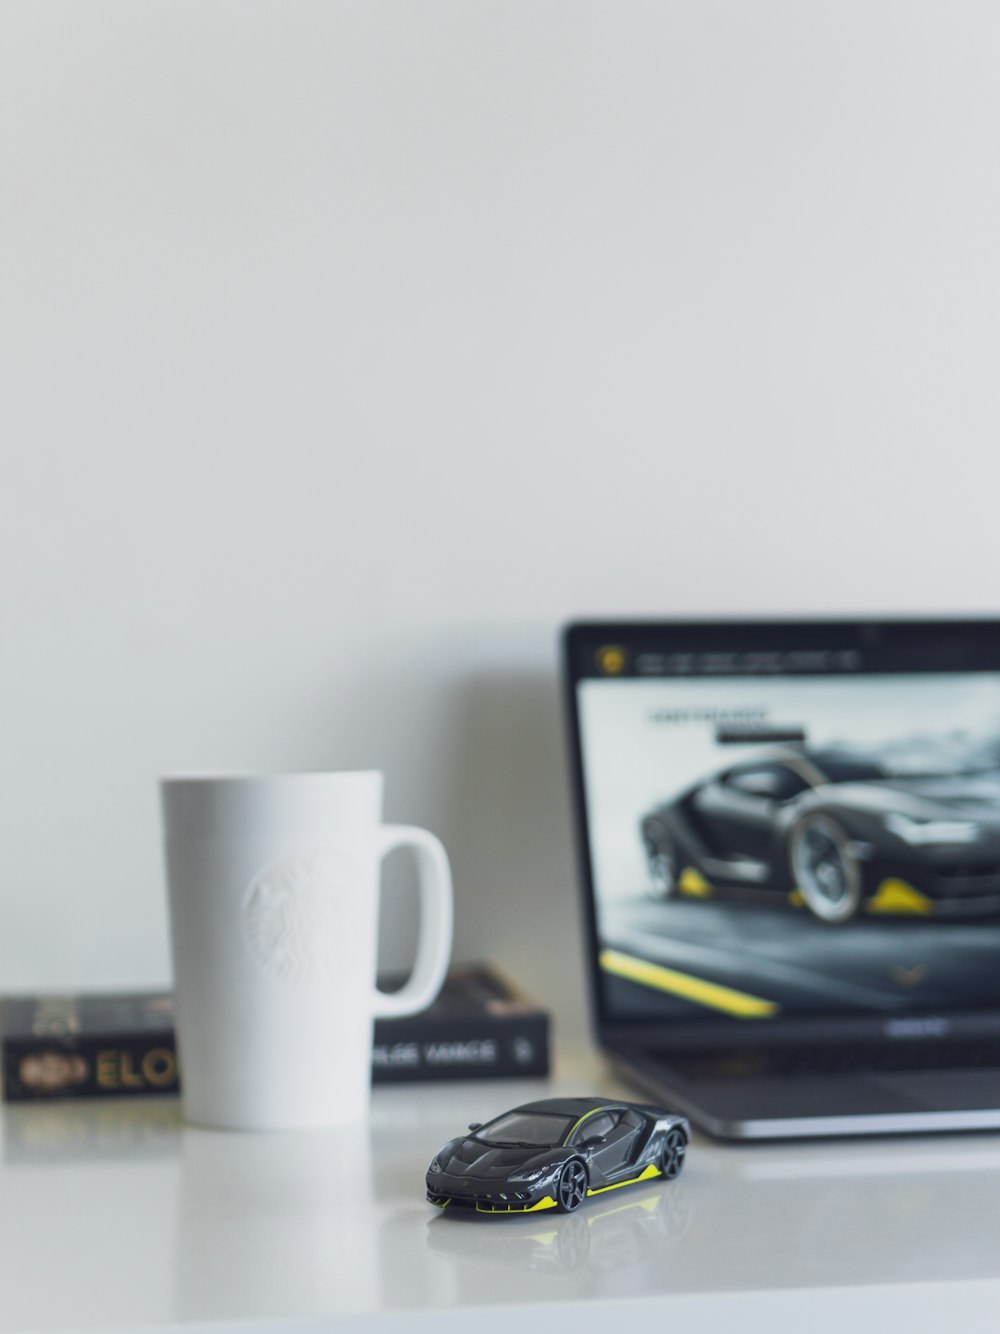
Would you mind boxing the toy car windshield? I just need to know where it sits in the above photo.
[474,1111,574,1146]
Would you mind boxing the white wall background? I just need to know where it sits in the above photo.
[2,0,999,1038]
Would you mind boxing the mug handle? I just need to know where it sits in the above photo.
[372,825,454,1018]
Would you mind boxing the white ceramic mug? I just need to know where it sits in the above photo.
[160,772,453,1130]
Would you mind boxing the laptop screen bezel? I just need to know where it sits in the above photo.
[563,616,1000,1050]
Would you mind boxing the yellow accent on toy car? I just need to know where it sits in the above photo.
[788,889,805,908]
[475,1195,557,1213]
[865,879,933,916]
[563,1105,613,1143]
[678,867,713,897]
[586,1162,662,1195]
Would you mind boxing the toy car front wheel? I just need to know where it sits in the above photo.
[645,837,679,901]
[555,1159,588,1213]
[789,814,862,924]
[660,1127,688,1180]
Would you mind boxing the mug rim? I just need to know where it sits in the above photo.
[160,770,383,786]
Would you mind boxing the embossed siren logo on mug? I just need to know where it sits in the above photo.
[241,850,361,983]
[161,772,453,1131]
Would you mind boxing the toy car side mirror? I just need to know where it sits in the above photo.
[468,1122,482,1132]
[581,1134,607,1148]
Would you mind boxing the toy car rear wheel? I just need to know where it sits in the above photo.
[555,1159,588,1213]
[646,837,679,900]
[789,814,862,924]
[660,1128,688,1180]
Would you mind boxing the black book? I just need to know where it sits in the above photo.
[1,963,550,1102]
[1,993,178,1103]
[372,962,550,1083]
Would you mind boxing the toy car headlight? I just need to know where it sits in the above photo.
[885,813,981,845]
[508,1164,551,1183]
[429,1156,445,1174]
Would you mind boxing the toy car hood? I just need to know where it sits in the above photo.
[437,1137,557,1180]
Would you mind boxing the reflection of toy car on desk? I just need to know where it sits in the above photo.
[427,1182,690,1272]
[426,1096,688,1215]
[641,745,1000,924]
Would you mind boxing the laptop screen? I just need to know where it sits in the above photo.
[565,621,1000,1031]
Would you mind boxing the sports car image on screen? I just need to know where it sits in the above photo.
[640,745,1000,924]
[426,1097,689,1214]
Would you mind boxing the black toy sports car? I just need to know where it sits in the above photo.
[641,744,1000,923]
[426,1096,689,1215]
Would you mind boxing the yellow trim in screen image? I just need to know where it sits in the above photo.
[865,879,933,916]
[678,867,713,898]
[600,948,779,1018]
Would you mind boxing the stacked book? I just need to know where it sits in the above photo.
[1,963,550,1103]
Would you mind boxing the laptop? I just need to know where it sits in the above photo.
[563,618,1000,1139]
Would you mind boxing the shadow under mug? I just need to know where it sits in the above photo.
[160,772,453,1130]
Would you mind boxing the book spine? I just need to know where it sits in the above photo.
[2,1035,180,1103]
[371,1013,550,1083]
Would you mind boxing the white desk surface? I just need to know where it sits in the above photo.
[2,1049,1000,1334]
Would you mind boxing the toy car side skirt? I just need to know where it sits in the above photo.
[586,1162,662,1195]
